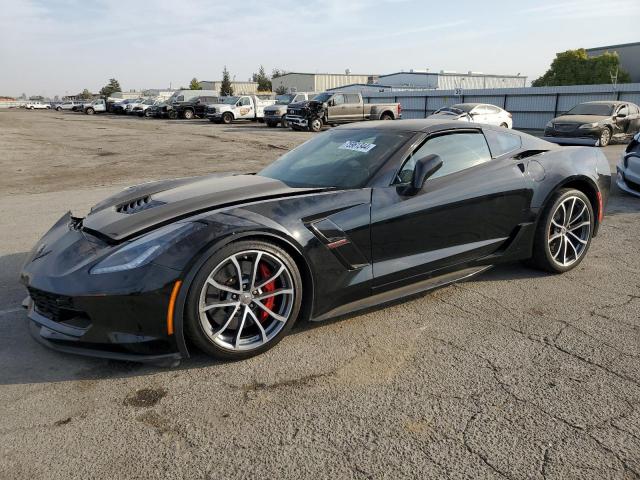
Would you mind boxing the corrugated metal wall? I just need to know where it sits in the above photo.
[364,83,640,129]
[314,75,374,92]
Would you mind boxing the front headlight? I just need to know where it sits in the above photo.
[90,222,200,274]
[579,122,598,129]
[545,121,553,128]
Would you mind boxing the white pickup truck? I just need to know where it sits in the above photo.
[83,99,107,115]
[25,101,51,110]
[206,95,276,124]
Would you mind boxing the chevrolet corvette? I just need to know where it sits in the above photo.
[20,120,611,365]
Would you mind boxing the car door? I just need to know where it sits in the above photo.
[328,94,347,122]
[629,104,640,133]
[484,105,503,126]
[235,96,253,119]
[470,105,489,124]
[614,104,631,135]
[370,128,531,289]
[343,94,362,122]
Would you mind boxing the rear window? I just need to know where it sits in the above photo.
[484,129,522,157]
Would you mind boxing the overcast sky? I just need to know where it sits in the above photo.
[1,0,639,97]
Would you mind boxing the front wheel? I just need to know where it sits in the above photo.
[56,106,61,111]
[309,118,323,132]
[530,189,594,273]
[85,108,95,115]
[598,127,611,147]
[281,115,289,128]
[185,240,303,360]
[183,109,194,120]
[222,112,233,124]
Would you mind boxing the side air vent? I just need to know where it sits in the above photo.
[116,195,164,214]
[514,150,548,160]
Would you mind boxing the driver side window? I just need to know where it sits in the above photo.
[241,97,251,106]
[618,104,629,116]
[397,131,492,183]
[333,94,345,106]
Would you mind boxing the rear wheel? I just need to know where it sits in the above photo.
[222,112,233,124]
[56,106,61,111]
[500,122,509,128]
[598,127,611,147]
[380,113,393,121]
[530,189,594,273]
[183,109,194,120]
[85,108,95,115]
[185,240,303,360]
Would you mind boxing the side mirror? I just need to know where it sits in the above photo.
[398,154,443,196]
[617,112,627,119]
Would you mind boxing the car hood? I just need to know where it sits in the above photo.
[552,114,610,124]
[428,111,468,120]
[82,174,327,242]
[265,104,288,112]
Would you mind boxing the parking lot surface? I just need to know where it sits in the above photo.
[1,111,639,480]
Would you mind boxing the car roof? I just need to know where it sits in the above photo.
[334,119,488,133]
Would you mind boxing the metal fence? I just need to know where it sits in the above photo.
[363,83,640,130]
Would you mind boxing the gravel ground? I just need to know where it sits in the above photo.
[1,110,639,480]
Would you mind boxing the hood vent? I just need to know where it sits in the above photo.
[116,195,165,215]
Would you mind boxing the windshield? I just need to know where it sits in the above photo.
[566,103,614,116]
[435,107,464,115]
[221,96,240,104]
[259,128,411,188]
[312,92,332,103]
[275,94,295,105]
[143,99,155,105]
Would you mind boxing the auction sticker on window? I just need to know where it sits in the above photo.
[339,141,376,153]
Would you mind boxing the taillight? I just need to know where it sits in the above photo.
[507,112,512,118]
[398,104,402,114]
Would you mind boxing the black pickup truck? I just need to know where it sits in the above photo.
[171,95,219,120]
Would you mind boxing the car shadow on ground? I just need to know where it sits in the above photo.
[0,250,548,386]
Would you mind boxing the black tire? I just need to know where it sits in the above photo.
[281,115,289,128]
[185,240,303,360]
[168,110,177,120]
[598,127,611,147]
[56,106,61,111]
[222,112,233,125]
[309,118,323,132]
[500,122,509,128]
[380,113,393,121]
[183,109,194,120]
[530,188,594,273]
[266,121,277,128]
[85,108,95,115]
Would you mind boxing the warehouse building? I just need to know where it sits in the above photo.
[378,70,527,89]
[199,80,258,94]
[272,72,379,93]
[586,42,640,83]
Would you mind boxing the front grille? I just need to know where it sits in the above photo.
[288,109,301,116]
[625,176,640,192]
[553,123,577,132]
[207,107,216,114]
[116,195,164,214]
[28,288,76,323]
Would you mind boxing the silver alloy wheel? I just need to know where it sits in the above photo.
[600,128,611,146]
[548,196,591,267]
[198,250,295,351]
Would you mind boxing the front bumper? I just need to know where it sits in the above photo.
[20,213,187,364]
[543,127,601,146]
[616,159,640,197]
[287,116,308,128]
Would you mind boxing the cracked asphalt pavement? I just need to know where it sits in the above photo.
[1,111,639,479]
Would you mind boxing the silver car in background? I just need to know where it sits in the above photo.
[429,103,513,128]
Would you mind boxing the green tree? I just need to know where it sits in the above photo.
[252,65,272,92]
[99,78,122,97]
[533,49,631,86]
[79,89,92,100]
[189,77,202,90]
[220,66,234,96]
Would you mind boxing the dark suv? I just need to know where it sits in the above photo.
[172,96,219,120]
[544,101,640,147]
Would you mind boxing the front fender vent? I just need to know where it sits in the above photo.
[116,195,165,214]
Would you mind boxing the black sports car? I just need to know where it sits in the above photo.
[544,100,640,147]
[20,120,611,365]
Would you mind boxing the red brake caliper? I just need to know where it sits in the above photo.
[258,262,275,322]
